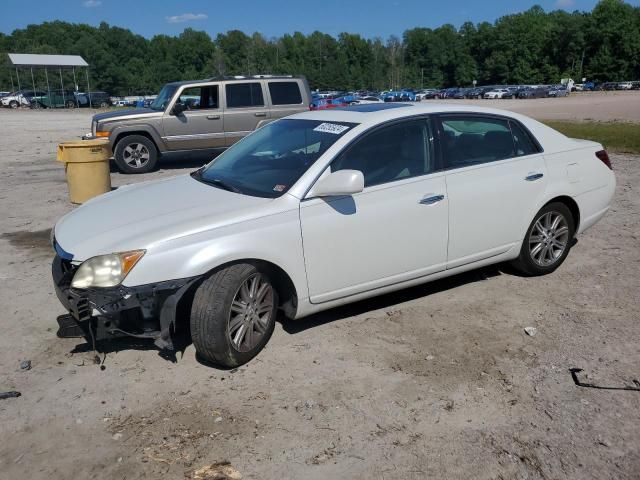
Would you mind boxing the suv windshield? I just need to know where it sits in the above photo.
[150,84,178,111]
[193,119,357,198]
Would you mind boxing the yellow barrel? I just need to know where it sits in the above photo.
[57,139,112,204]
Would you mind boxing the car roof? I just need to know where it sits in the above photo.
[288,103,534,127]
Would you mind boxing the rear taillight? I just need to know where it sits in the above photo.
[595,150,612,170]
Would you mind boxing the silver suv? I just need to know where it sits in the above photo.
[90,75,311,173]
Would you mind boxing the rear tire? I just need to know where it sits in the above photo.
[65,100,76,109]
[511,202,575,276]
[113,134,158,173]
[191,264,277,367]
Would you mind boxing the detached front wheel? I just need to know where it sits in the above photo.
[191,264,277,367]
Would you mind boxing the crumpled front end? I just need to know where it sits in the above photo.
[52,254,198,350]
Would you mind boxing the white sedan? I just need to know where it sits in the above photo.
[484,88,510,99]
[52,104,615,366]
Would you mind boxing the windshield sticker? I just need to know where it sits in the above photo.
[273,184,286,192]
[313,123,350,135]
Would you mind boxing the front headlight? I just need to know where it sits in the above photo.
[71,250,145,289]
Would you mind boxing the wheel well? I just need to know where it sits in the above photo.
[177,259,298,325]
[114,131,158,153]
[250,260,298,318]
[545,196,580,231]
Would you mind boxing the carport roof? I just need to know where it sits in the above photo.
[8,53,88,67]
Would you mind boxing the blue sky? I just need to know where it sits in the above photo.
[1,0,638,39]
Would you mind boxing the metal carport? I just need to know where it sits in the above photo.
[7,53,93,108]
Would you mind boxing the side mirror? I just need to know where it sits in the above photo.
[308,170,364,198]
[172,102,186,115]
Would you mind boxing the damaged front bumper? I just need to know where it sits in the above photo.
[52,254,199,350]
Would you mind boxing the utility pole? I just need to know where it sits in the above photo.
[421,68,424,89]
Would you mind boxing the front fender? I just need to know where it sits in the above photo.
[122,208,310,302]
[109,124,166,151]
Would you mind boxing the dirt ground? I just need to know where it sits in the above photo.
[0,95,639,480]
[439,90,640,123]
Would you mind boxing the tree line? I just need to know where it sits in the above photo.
[0,0,638,96]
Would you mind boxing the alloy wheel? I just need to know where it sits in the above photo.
[123,143,150,169]
[529,211,570,267]
[227,273,274,352]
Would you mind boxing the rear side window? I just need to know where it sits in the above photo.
[226,83,264,108]
[268,81,302,105]
[509,120,539,156]
[440,116,515,169]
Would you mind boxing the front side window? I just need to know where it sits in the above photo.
[268,81,303,105]
[331,119,434,188]
[440,116,515,169]
[226,82,264,108]
[194,119,356,198]
[176,86,219,110]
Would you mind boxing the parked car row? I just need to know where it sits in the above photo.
[426,85,572,100]
[310,83,579,108]
[0,89,111,108]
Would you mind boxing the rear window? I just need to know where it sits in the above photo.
[226,83,264,108]
[268,81,303,105]
[509,120,539,156]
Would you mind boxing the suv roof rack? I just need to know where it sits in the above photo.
[206,74,296,81]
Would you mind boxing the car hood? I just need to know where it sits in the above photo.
[93,108,161,123]
[54,174,273,261]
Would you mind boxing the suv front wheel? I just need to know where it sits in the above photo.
[113,135,158,173]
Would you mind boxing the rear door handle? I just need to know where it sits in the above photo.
[254,112,267,117]
[419,194,445,205]
[206,114,220,120]
[525,172,544,181]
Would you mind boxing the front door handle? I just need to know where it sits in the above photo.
[419,194,445,205]
[206,114,220,120]
[525,172,544,181]
[254,112,267,117]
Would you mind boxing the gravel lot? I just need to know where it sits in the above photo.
[0,96,639,479]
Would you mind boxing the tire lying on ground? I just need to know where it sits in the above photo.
[113,134,158,174]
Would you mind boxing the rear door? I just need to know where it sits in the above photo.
[162,84,225,151]
[223,81,269,146]
[438,114,548,268]
[267,80,307,120]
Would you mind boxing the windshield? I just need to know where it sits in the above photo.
[194,119,357,198]
[149,84,178,111]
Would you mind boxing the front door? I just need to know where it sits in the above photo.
[162,84,225,151]
[300,117,449,303]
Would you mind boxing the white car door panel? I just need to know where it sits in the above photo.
[439,115,548,268]
[445,154,548,268]
[299,116,448,304]
[300,175,448,303]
